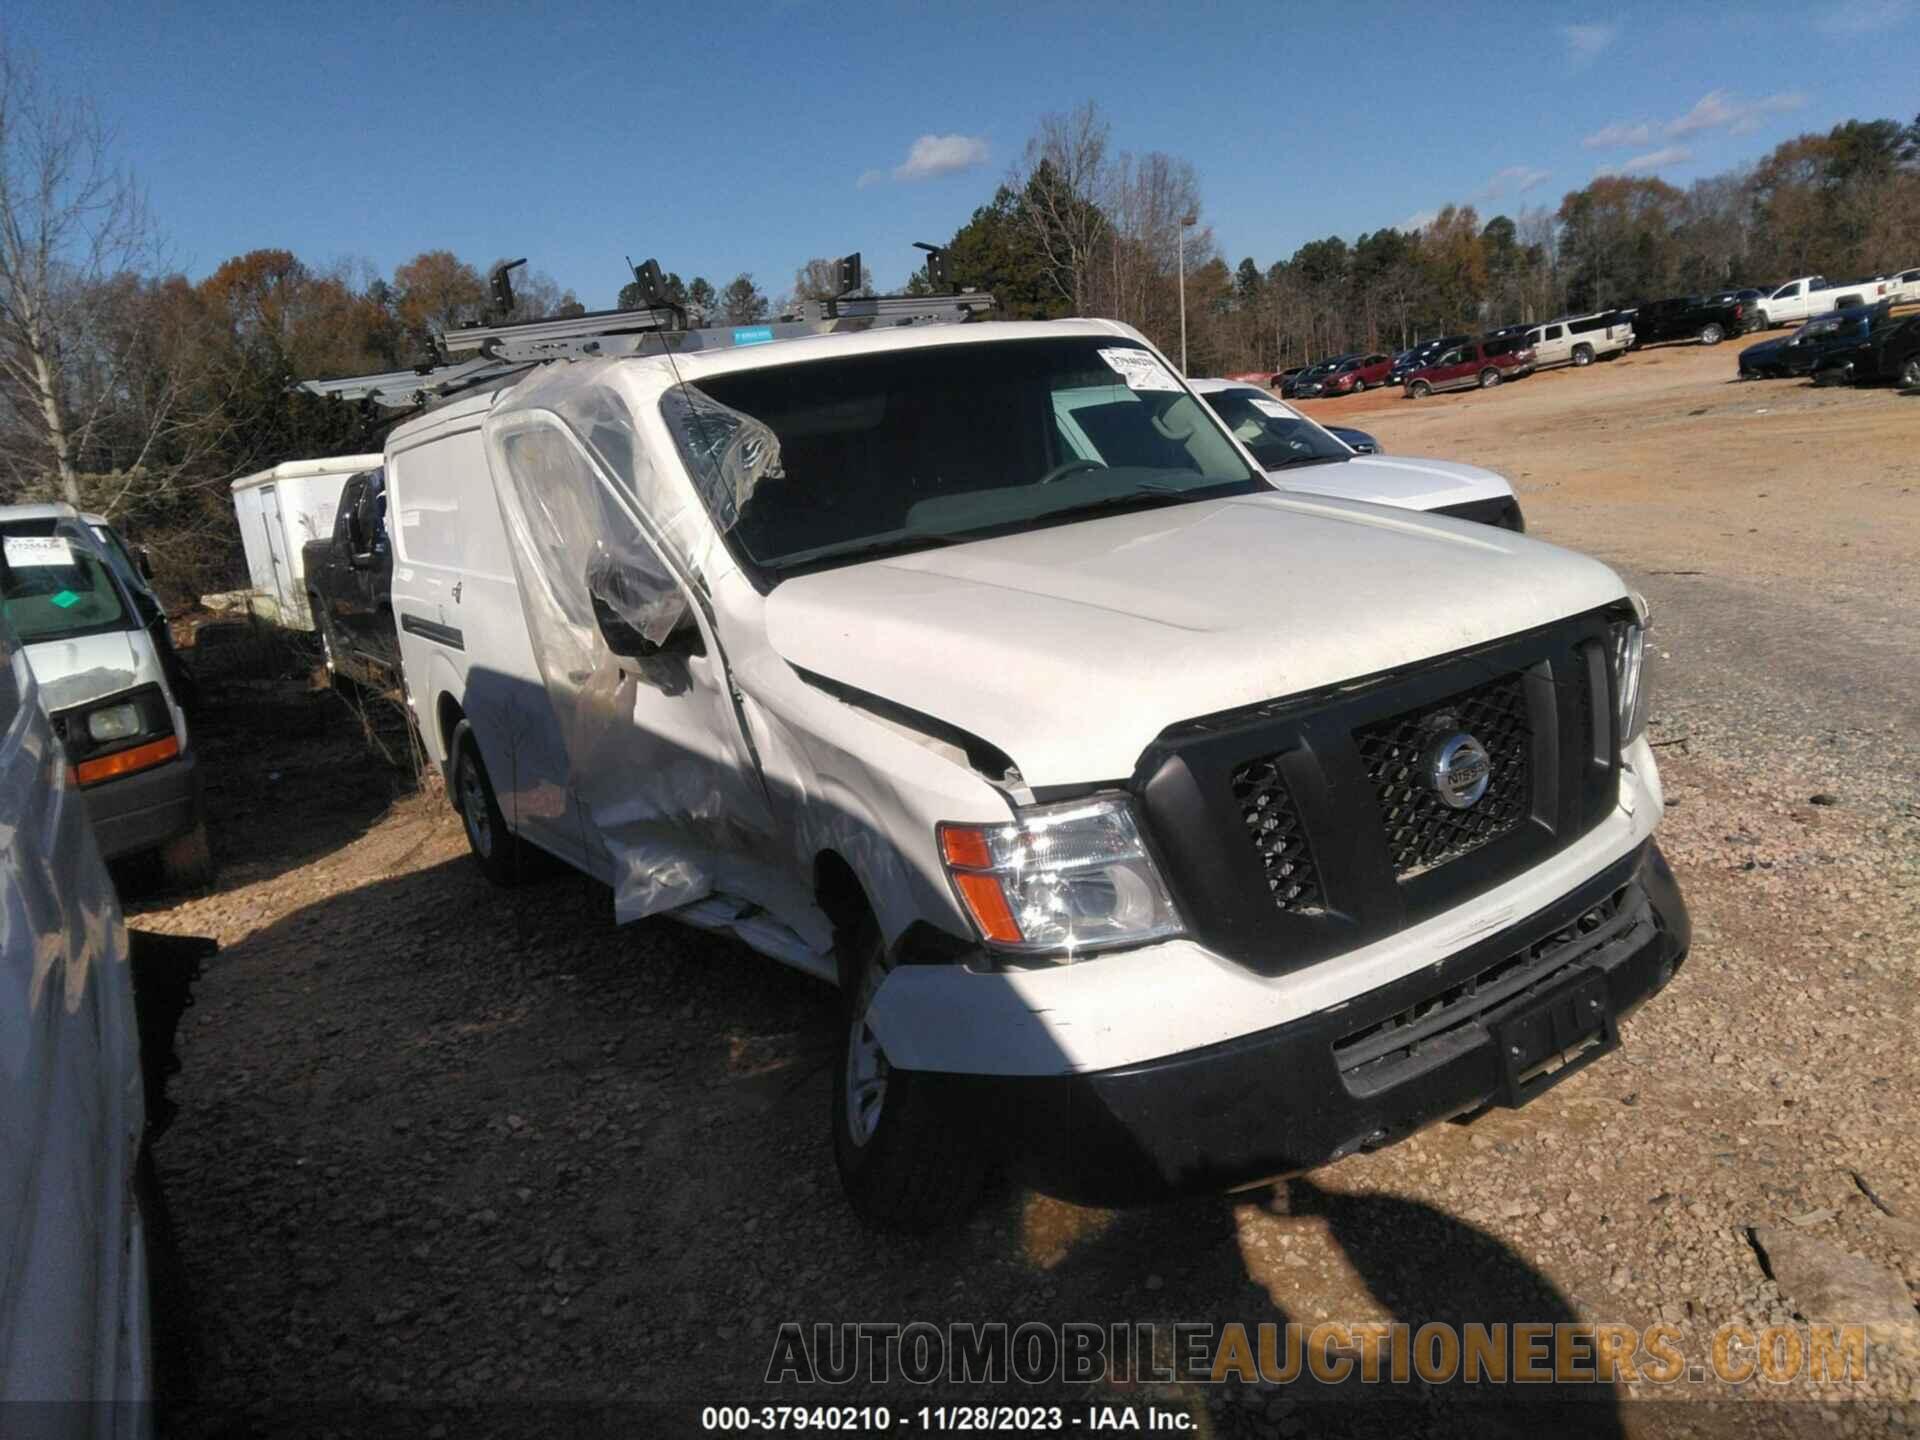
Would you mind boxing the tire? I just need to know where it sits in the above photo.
[832,915,989,1233]
[1571,344,1594,368]
[451,724,531,886]
[157,812,214,891]
[1478,368,1501,389]
[1351,378,1366,393]
[1901,357,1920,389]
[1408,380,1432,399]
[1755,311,1770,330]
[1699,323,1725,346]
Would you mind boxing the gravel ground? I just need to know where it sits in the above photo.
[133,342,1918,1439]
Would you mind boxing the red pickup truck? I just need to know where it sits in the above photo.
[1403,335,1537,396]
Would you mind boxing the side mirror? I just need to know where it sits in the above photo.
[586,559,698,661]
[135,546,154,580]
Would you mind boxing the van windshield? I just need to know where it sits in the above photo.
[0,525,132,642]
[664,338,1263,578]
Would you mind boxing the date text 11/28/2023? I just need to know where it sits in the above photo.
[700,1404,1193,1431]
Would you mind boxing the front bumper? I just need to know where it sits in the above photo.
[953,841,1688,1205]
[82,749,202,861]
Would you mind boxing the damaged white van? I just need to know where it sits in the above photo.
[379,305,1689,1230]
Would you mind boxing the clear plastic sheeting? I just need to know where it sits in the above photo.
[481,360,795,929]
[0,624,151,1431]
[657,384,782,535]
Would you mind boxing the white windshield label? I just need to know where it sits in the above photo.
[1251,398,1293,418]
[1097,347,1182,393]
[3,536,74,568]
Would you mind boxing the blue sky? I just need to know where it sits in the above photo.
[10,0,1917,305]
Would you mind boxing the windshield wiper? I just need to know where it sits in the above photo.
[770,531,961,572]
[1027,482,1200,525]
[1265,454,1345,470]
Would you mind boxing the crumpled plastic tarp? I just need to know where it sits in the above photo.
[480,359,790,925]
[0,621,151,1432]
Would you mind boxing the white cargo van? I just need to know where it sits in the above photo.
[371,299,1689,1229]
[230,453,382,629]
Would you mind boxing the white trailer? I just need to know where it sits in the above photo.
[230,454,381,629]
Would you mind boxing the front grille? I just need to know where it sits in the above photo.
[1229,756,1322,913]
[1354,673,1532,878]
[1332,881,1650,1095]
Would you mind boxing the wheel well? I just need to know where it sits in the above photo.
[436,694,466,757]
[814,851,874,989]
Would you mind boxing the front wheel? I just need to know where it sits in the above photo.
[1478,368,1501,389]
[1408,380,1432,399]
[1571,345,1594,367]
[1699,323,1725,346]
[1901,357,1920,389]
[1351,378,1366,393]
[832,920,989,1233]
[452,725,531,886]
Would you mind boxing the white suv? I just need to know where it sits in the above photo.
[1525,312,1632,369]
[380,312,1690,1229]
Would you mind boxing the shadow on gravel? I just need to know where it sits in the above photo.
[154,835,1616,1438]
[1028,1179,1622,1439]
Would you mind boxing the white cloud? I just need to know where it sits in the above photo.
[1667,89,1808,137]
[1583,120,1654,149]
[857,133,990,187]
[1599,145,1693,176]
[1583,90,1808,152]
[1814,0,1912,34]
[1398,208,1440,233]
[1475,165,1552,203]
[1563,23,1617,62]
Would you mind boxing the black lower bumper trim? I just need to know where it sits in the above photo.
[948,841,1689,1205]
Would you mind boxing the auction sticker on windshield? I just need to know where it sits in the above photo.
[1097,347,1182,392]
[1251,398,1293,418]
[3,536,74,567]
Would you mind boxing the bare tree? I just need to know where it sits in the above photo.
[790,256,873,303]
[0,44,161,505]
[1013,102,1113,314]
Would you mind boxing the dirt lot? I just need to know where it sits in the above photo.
[135,340,1918,1438]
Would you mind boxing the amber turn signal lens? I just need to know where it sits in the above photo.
[939,825,994,871]
[952,872,1023,945]
[74,735,179,787]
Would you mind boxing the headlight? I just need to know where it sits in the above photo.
[938,795,1184,957]
[1611,595,1650,745]
[87,702,143,743]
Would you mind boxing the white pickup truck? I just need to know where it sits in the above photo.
[1757,275,1878,328]
[377,305,1691,1230]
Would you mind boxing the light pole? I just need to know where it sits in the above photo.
[1178,212,1197,375]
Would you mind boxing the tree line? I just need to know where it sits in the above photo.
[3,39,1916,600]
[923,104,1920,376]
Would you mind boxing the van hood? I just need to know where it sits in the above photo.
[764,492,1627,787]
[22,629,143,713]
[1271,454,1510,510]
